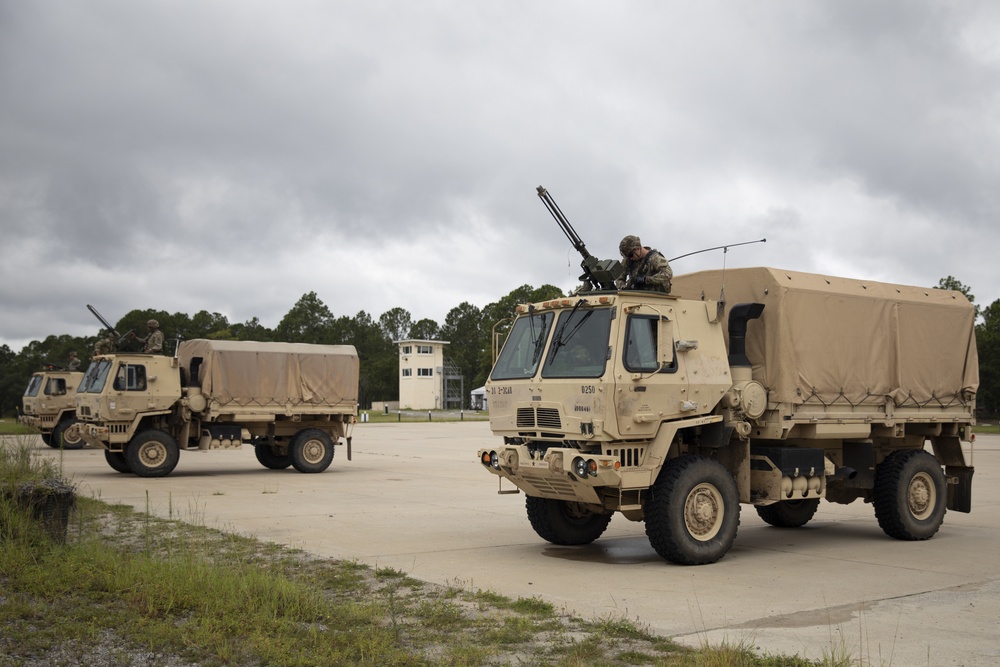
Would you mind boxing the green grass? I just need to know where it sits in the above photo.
[0,418,36,435]
[0,437,857,667]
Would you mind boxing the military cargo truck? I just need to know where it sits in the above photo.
[75,339,359,477]
[20,367,86,449]
[479,267,977,565]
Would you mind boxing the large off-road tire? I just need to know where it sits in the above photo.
[873,449,946,540]
[104,450,131,474]
[755,498,820,528]
[290,428,334,473]
[254,441,292,470]
[525,496,613,545]
[644,456,740,565]
[125,430,180,478]
[53,419,85,450]
[41,432,56,448]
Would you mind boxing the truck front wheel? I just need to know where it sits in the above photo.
[645,456,740,565]
[126,430,180,478]
[873,449,946,540]
[53,419,85,450]
[755,499,820,528]
[290,429,334,473]
[104,450,131,474]
[525,496,612,545]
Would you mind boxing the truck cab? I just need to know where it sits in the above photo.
[20,368,85,448]
[75,354,182,448]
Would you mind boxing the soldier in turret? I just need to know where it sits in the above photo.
[93,330,116,358]
[615,235,673,293]
[132,319,164,354]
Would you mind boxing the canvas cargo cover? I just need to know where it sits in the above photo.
[178,339,359,409]
[671,267,979,408]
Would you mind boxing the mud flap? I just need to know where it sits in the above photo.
[946,466,974,513]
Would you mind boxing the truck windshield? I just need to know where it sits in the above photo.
[542,308,612,378]
[490,312,554,380]
[79,359,113,394]
[24,375,43,397]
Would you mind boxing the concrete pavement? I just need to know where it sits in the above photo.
[27,423,1000,666]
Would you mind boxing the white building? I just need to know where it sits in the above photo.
[395,339,451,410]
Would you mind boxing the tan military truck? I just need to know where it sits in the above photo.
[75,339,359,477]
[479,267,977,565]
[20,367,86,449]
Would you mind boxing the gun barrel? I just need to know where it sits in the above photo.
[537,186,592,259]
[87,304,118,336]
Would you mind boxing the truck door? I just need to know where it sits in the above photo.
[110,362,148,420]
[614,305,685,437]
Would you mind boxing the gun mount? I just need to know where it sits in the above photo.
[537,186,623,292]
[87,304,134,348]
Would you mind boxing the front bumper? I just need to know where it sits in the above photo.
[478,444,623,504]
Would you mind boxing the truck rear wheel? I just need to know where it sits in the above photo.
[53,419,85,450]
[755,499,820,528]
[254,441,292,470]
[873,449,946,540]
[126,430,180,478]
[525,496,612,545]
[290,429,334,473]
[104,450,131,474]
[645,456,740,565]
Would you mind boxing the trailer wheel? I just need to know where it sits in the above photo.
[125,430,180,478]
[873,449,946,540]
[645,456,740,565]
[525,496,613,545]
[254,442,292,470]
[290,429,334,473]
[53,419,85,450]
[104,450,131,474]
[755,499,820,528]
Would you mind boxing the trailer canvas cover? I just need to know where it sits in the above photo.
[671,267,979,408]
[178,339,359,409]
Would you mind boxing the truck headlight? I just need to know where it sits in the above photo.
[480,451,501,469]
[572,456,598,478]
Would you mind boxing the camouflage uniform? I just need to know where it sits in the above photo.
[615,235,673,293]
[68,352,81,371]
[94,333,116,357]
[135,320,164,354]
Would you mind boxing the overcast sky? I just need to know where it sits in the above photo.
[2,1,998,351]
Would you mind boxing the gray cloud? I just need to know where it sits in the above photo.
[2,1,998,350]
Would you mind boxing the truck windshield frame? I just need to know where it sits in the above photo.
[541,308,612,378]
[24,375,43,397]
[490,311,555,380]
[79,359,113,394]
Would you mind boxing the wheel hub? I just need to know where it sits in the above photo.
[685,484,723,541]
[302,440,324,464]
[139,443,165,466]
[908,472,935,520]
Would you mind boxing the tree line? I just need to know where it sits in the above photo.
[0,284,563,416]
[2,277,997,419]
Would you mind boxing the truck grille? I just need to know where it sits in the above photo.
[516,407,562,429]
[609,446,645,468]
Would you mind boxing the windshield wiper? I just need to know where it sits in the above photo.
[548,300,591,362]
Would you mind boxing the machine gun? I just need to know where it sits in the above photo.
[537,186,623,292]
[87,304,134,349]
